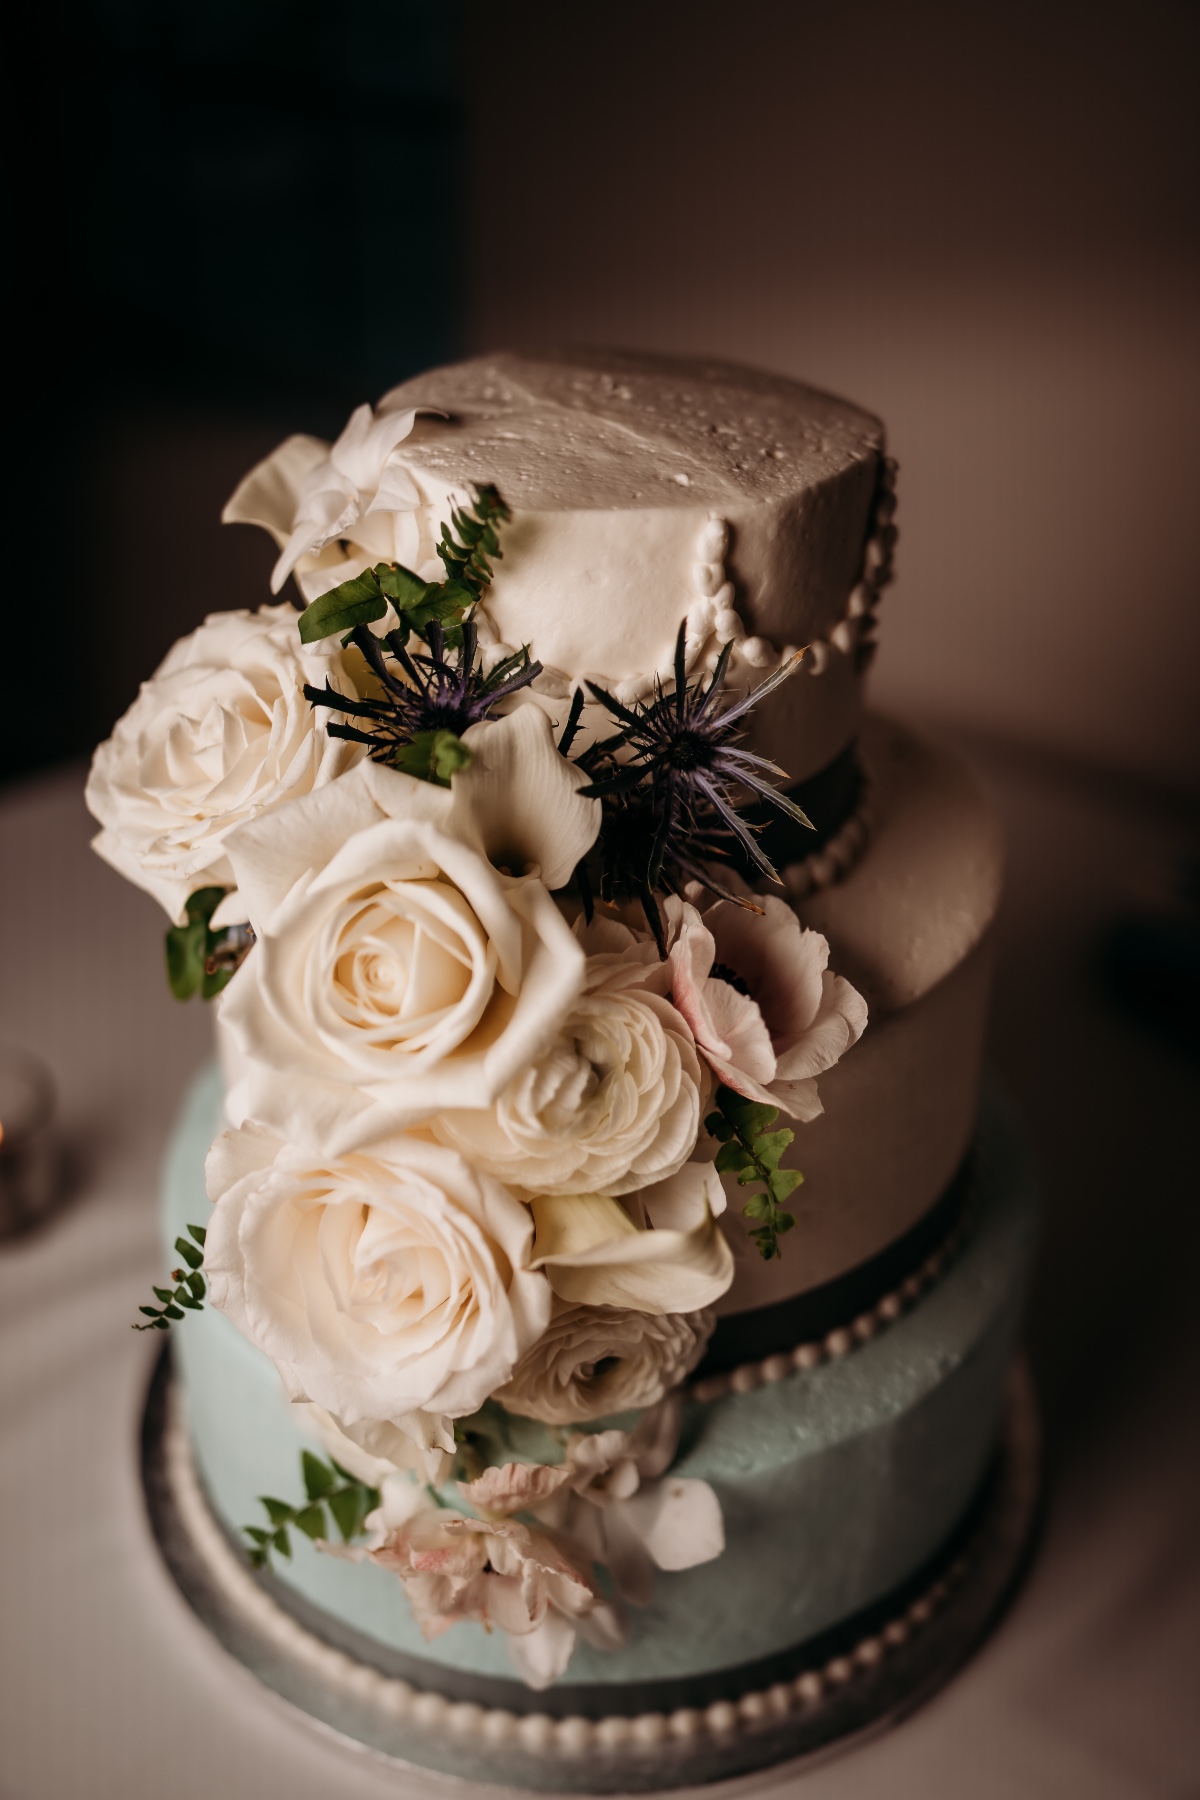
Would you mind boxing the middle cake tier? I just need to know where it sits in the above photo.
[714,711,1004,1320]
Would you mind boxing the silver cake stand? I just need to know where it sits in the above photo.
[141,1350,1041,1794]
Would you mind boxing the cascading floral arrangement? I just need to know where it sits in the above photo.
[87,401,867,1687]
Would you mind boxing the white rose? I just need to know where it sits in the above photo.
[432,920,708,1197]
[204,1122,551,1437]
[86,604,356,924]
[496,1302,714,1425]
[218,707,599,1150]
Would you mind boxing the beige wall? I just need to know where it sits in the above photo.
[464,0,1200,788]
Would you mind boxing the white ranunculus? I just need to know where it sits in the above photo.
[495,1301,715,1425]
[218,707,599,1150]
[86,605,357,924]
[431,928,708,1197]
[527,1165,732,1315]
[222,400,450,602]
[204,1122,551,1437]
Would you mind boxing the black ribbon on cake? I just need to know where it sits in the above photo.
[733,737,862,879]
[698,1152,974,1375]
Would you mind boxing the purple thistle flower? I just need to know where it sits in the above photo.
[304,618,542,778]
[577,624,812,945]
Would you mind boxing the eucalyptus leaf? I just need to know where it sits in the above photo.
[376,563,433,609]
[183,887,226,926]
[297,570,387,644]
[165,918,206,1000]
[714,1141,750,1174]
[754,1130,793,1171]
[328,1485,366,1543]
[294,1504,327,1542]
[302,1451,337,1501]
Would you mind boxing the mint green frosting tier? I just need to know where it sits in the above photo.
[164,1063,1037,1693]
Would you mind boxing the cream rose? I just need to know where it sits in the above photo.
[86,604,356,924]
[218,707,599,1150]
[432,920,707,1197]
[495,1301,714,1424]
[203,1123,551,1441]
[669,895,868,1121]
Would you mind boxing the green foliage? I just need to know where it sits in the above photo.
[165,888,253,1002]
[705,1087,803,1261]
[392,728,472,786]
[434,485,510,591]
[132,1222,208,1330]
[296,484,511,649]
[451,1398,516,1481]
[165,888,226,1001]
[242,1452,380,1570]
[295,569,389,643]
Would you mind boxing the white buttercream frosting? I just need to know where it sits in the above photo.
[382,353,882,716]
[226,351,887,781]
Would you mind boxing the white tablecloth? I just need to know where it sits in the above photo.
[2,739,1197,1800]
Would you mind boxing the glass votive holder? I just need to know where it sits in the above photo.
[0,1047,58,1239]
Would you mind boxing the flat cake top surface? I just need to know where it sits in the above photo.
[381,350,883,513]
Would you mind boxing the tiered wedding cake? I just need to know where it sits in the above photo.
[89,351,1037,1788]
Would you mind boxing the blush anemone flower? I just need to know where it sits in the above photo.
[668,895,867,1122]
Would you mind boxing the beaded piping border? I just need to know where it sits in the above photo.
[690,1189,972,1406]
[160,1374,978,1757]
[781,757,875,901]
[517,448,898,709]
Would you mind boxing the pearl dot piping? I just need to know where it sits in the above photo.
[525,449,897,714]
[688,1197,971,1407]
[780,757,875,902]
[800,453,898,681]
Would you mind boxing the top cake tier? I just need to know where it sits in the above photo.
[377,351,890,781]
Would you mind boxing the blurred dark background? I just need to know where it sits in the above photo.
[11,0,462,784]
[10,0,1199,792]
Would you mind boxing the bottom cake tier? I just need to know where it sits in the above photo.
[154,1064,1039,1787]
